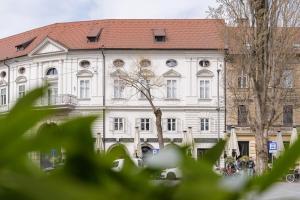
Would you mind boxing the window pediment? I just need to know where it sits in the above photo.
[0,80,7,86]
[163,69,181,78]
[15,76,27,83]
[110,69,128,77]
[197,69,214,77]
[77,69,93,77]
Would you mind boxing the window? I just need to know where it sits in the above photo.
[167,118,176,131]
[47,83,58,105]
[113,79,124,98]
[199,80,210,99]
[0,88,6,105]
[140,59,151,67]
[0,71,6,78]
[238,141,249,156]
[167,80,177,99]
[113,59,125,68]
[283,105,293,126]
[200,118,209,131]
[46,68,58,76]
[79,80,90,99]
[238,71,248,88]
[153,29,166,42]
[199,60,210,67]
[15,37,36,51]
[18,67,26,74]
[140,80,150,99]
[238,105,248,126]
[282,70,293,88]
[114,118,124,131]
[79,60,90,68]
[140,118,150,131]
[18,84,25,98]
[86,27,102,42]
[166,59,177,67]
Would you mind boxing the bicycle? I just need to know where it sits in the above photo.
[286,169,300,183]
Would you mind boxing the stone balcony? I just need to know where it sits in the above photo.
[38,94,78,109]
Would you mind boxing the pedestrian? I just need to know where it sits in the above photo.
[247,157,255,177]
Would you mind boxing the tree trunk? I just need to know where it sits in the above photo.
[154,108,164,149]
[255,128,269,174]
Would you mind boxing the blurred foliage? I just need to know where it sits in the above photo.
[0,87,300,200]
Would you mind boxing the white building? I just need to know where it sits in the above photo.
[0,19,226,161]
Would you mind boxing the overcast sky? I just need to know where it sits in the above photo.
[0,0,217,39]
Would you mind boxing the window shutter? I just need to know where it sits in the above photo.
[109,118,114,132]
[123,118,127,133]
[177,118,182,133]
[210,118,214,132]
[135,118,141,129]
[149,118,153,132]
[162,118,167,132]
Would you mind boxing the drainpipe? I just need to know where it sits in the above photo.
[101,47,106,152]
[224,55,227,133]
[3,58,10,111]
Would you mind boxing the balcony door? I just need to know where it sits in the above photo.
[47,83,58,105]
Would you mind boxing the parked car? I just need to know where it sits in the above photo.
[112,158,144,172]
[161,168,182,180]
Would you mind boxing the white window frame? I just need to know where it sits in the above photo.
[199,79,210,99]
[0,87,6,105]
[113,118,124,132]
[166,79,177,99]
[238,71,248,88]
[113,79,125,99]
[79,79,90,99]
[139,80,150,100]
[18,84,25,98]
[167,118,177,132]
[200,118,209,132]
[140,118,151,132]
[282,70,293,88]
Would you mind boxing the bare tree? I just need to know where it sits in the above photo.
[209,0,300,174]
[115,59,165,149]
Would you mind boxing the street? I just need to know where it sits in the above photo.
[255,182,300,200]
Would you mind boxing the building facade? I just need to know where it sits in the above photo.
[0,19,226,162]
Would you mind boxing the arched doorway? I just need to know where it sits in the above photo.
[37,122,62,169]
[141,143,154,159]
[107,143,129,159]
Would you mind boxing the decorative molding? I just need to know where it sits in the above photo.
[29,37,68,57]
[76,69,93,77]
[162,69,181,77]
[15,76,27,83]
[197,69,214,77]
[110,69,127,77]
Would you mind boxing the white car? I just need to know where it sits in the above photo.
[161,168,182,180]
[112,158,144,172]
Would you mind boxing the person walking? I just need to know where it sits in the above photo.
[247,157,255,177]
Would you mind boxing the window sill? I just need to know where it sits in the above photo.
[165,131,180,134]
[112,98,126,100]
[198,98,212,101]
[165,98,180,101]
[112,131,125,134]
[78,98,91,101]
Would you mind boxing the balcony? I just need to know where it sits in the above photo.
[38,94,78,109]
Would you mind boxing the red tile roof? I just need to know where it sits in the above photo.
[0,19,226,61]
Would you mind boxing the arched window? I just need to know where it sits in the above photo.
[46,68,58,76]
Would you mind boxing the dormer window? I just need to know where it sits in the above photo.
[46,68,58,76]
[153,29,166,42]
[87,27,102,42]
[15,37,36,51]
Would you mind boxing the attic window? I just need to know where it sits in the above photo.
[153,29,166,42]
[15,37,36,51]
[87,27,102,42]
